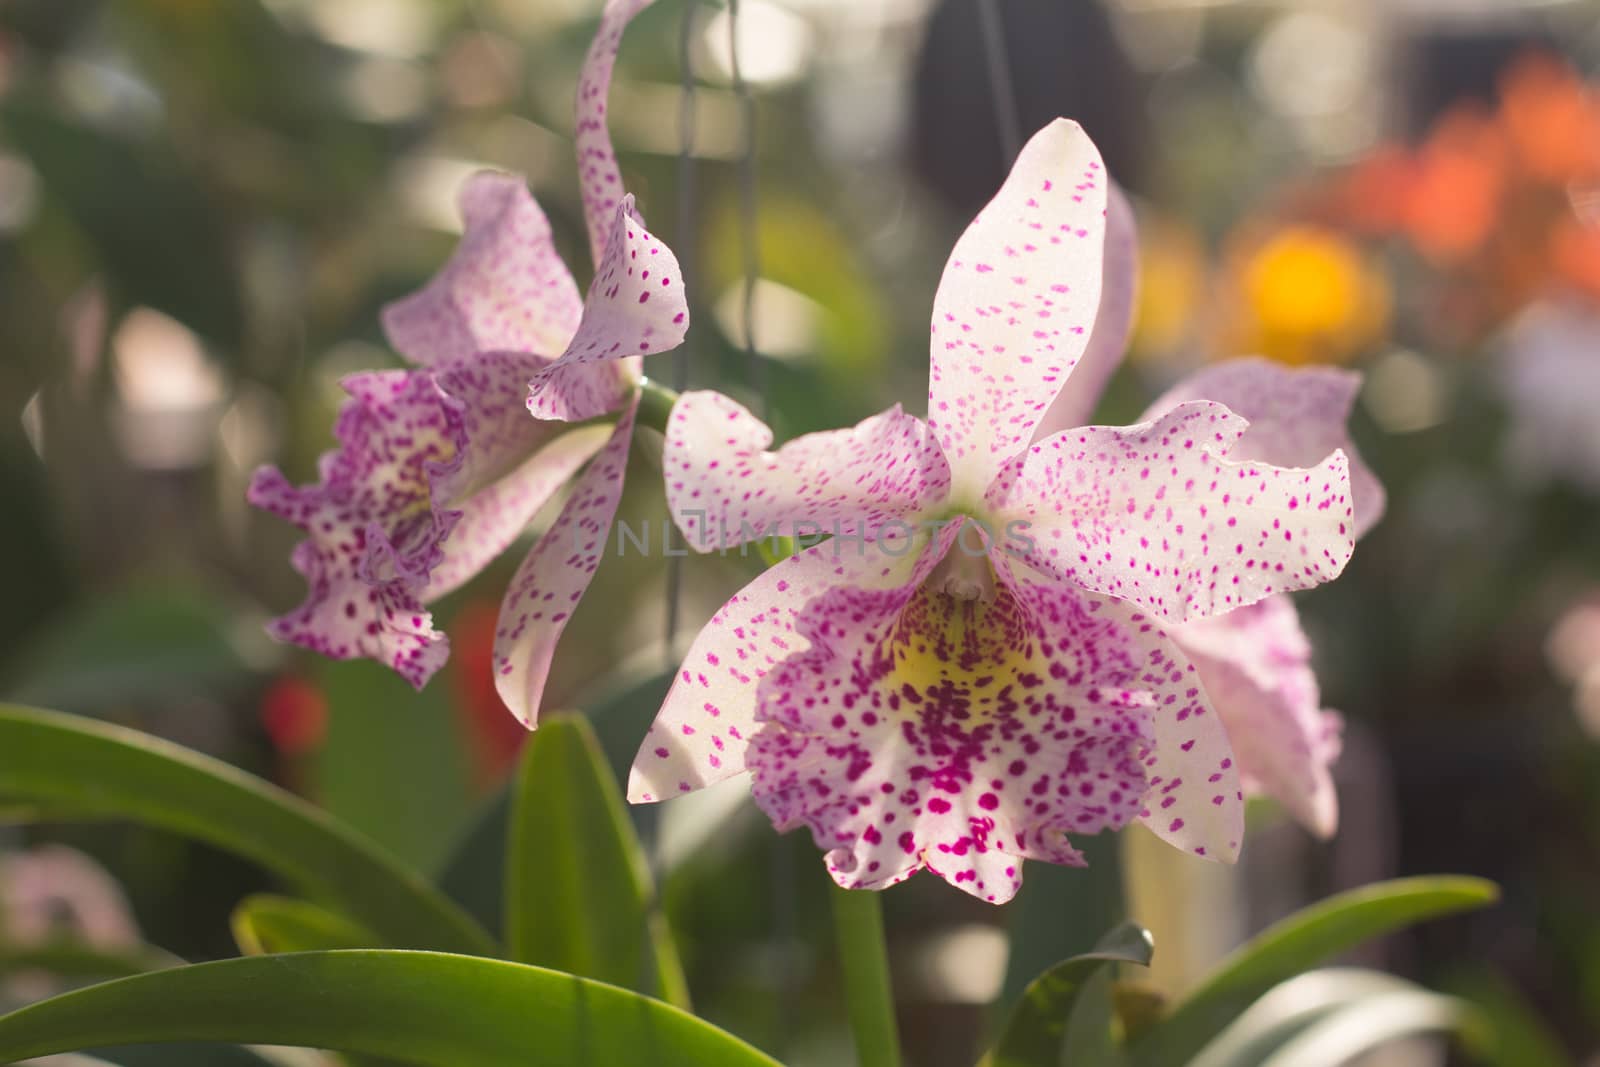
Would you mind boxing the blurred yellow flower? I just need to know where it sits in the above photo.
[1228,225,1389,366]
[1129,217,1207,359]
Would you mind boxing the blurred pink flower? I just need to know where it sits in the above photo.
[1498,301,1600,493]
[629,121,1361,901]
[0,845,139,950]
[1,845,140,1004]
[1546,592,1600,740]
[249,0,687,721]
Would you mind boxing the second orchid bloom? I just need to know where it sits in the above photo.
[249,0,685,722]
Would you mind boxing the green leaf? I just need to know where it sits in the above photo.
[982,922,1155,1067]
[1060,970,1121,1067]
[5,580,258,712]
[315,659,474,874]
[1128,876,1499,1067]
[995,840,1125,1029]
[1185,969,1426,1067]
[0,940,179,980]
[1251,989,1472,1067]
[1442,968,1574,1067]
[436,667,677,941]
[231,895,383,956]
[0,705,495,956]
[505,714,688,1008]
[0,951,783,1067]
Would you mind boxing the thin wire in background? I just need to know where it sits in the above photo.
[977,0,1022,162]
[727,0,766,420]
[718,0,792,1051]
[664,0,700,667]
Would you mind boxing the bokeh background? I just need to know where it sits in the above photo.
[3,0,1600,1063]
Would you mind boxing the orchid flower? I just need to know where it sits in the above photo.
[249,0,687,722]
[1140,358,1385,839]
[628,120,1359,902]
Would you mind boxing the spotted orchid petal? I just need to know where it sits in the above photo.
[527,197,690,422]
[381,173,583,366]
[627,526,953,804]
[247,482,449,693]
[249,368,468,687]
[662,390,953,552]
[749,571,1150,902]
[276,535,448,688]
[1142,358,1385,538]
[419,351,614,599]
[423,422,614,600]
[1034,182,1139,439]
[491,399,638,727]
[526,0,689,423]
[928,118,1109,501]
[1170,596,1342,838]
[744,532,1231,903]
[995,554,1244,863]
[575,0,654,266]
[992,400,1355,624]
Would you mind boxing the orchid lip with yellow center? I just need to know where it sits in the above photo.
[743,537,1161,903]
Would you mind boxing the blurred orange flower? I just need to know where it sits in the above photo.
[1315,50,1600,341]
[1223,225,1389,366]
[1500,52,1600,185]
[1405,109,1507,265]
[1129,216,1207,359]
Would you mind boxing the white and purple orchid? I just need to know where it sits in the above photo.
[249,0,686,721]
[1145,357,1385,839]
[626,120,1375,901]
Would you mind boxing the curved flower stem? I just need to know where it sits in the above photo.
[636,377,680,435]
[830,884,902,1067]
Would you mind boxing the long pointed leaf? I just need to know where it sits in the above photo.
[505,713,688,1007]
[231,895,382,956]
[1253,989,1471,1067]
[0,941,179,980]
[982,922,1155,1067]
[0,705,494,956]
[1186,969,1425,1067]
[1129,876,1498,1067]
[0,951,781,1067]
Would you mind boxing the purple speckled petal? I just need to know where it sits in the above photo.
[420,350,612,599]
[492,399,637,727]
[993,400,1355,623]
[745,538,1216,902]
[527,196,689,422]
[627,527,950,804]
[248,468,449,691]
[662,390,953,552]
[423,422,614,600]
[994,556,1244,862]
[1034,183,1139,439]
[928,119,1108,500]
[381,173,583,366]
[751,575,1154,900]
[250,369,467,681]
[575,0,655,266]
[1171,596,1342,838]
[1140,358,1386,538]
